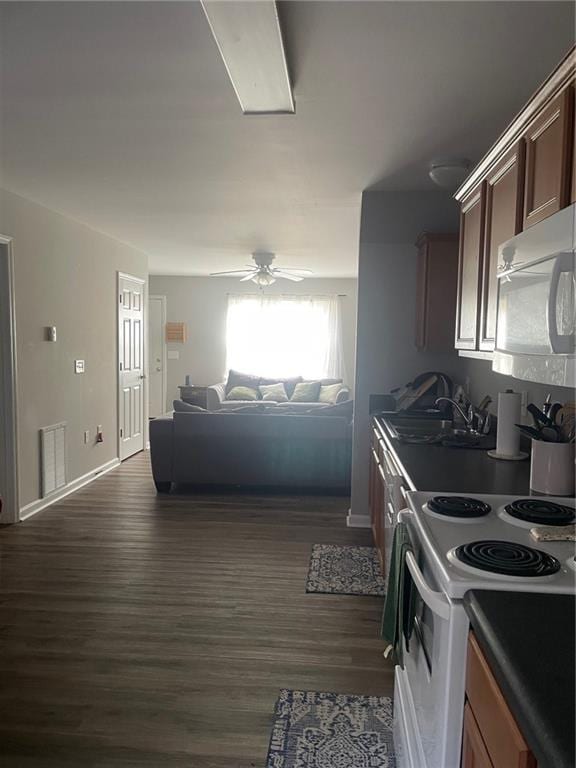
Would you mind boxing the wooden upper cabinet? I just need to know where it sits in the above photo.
[415,233,458,350]
[479,142,525,351]
[523,87,574,229]
[456,185,486,350]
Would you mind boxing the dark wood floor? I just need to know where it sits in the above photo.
[0,451,393,767]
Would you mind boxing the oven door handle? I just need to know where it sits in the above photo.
[405,551,450,621]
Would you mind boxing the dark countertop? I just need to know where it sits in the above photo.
[374,415,533,495]
[464,591,576,768]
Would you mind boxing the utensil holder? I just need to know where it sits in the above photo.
[530,440,575,496]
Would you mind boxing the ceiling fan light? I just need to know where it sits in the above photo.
[252,272,276,286]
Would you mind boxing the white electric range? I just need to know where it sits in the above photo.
[393,492,576,768]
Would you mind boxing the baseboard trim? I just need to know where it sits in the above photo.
[19,457,120,521]
[346,510,371,528]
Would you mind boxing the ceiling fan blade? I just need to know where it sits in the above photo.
[273,271,304,282]
[274,267,313,275]
[240,273,257,281]
[209,269,255,276]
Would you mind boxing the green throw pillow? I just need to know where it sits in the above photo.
[259,382,289,402]
[290,381,321,403]
[227,385,259,401]
[319,383,344,404]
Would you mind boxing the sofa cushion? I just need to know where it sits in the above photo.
[309,399,354,419]
[259,382,289,402]
[291,381,321,403]
[227,385,259,401]
[225,369,262,395]
[319,383,344,404]
[173,400,207,413]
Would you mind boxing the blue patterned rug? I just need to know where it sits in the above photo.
[265,689,396,767]
[306,544,387,596]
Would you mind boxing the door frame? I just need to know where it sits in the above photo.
[0,235,20,524]
[117,272,147,460]
[149,294,167,417]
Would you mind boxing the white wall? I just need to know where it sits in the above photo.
[0,188,148,509]
[148,275,358,408]
[349,191,461,525]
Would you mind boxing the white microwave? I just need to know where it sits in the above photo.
[493,204,575,388]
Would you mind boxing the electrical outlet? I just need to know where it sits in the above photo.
[96,425,104,443]
[84,430,90,444]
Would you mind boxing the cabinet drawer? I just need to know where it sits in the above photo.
[466,633,536,768]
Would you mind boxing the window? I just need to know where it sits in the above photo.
[225,294,344,379]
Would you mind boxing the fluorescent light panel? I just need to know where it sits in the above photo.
[201,0,294,115]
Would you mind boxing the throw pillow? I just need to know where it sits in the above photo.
[290,381,321,403]
[319,383,344,404]
[225,369,261,395]
[260,375,303,398]
[259,382,289,402]
[226,385,259,401]
[173,400,207,413]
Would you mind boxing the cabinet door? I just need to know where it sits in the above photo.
[480,142,525,351]
[462,703,494,768]
[456,185,486,350]
[524,87,573,229]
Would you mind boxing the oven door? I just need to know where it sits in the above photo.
[394,511,469,768]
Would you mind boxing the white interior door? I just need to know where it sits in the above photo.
[0,238,19,524]
[118,274,145,461]
[148,295,166,418]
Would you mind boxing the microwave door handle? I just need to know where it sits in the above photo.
[405,551,450,621]
[548,251,575,354]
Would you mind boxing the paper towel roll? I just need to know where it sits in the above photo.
[496,390,521,457]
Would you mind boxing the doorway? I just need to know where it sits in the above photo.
[0,237,20,524]
[148,295,167,418]
[117,273,146,461]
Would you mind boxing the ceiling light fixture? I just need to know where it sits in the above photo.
[201,0,294,115]
[429,160,471,191]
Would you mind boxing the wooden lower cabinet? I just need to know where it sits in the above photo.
[462,703,494,768]
[463,633,537,768]
[368,429,387,575]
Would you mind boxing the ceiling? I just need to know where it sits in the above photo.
[1,1,574,277]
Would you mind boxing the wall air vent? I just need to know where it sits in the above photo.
[40,422,67,497]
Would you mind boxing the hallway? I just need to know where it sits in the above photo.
[0,452,391,767]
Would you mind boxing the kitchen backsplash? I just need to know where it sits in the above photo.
[458,357,573,413]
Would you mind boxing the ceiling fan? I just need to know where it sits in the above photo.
[210,252,313,286]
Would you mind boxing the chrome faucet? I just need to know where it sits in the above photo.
[435,396,492,435]
[435,397,476,433]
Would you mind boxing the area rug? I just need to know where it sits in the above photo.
[306,544,387,596]
[265,689,396,767]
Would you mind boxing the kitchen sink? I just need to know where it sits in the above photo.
[385,417,452,438]
[382,415,495,449]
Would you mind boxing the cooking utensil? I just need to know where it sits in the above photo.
[515,424,542,440]
[549,402,563,424]
[527,403,554,428]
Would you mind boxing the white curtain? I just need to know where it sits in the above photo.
[225,294,345,380]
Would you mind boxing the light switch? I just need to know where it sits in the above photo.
[167,351,180,360]
[74,359,85,374]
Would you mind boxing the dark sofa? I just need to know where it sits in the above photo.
[149,410,352,494]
